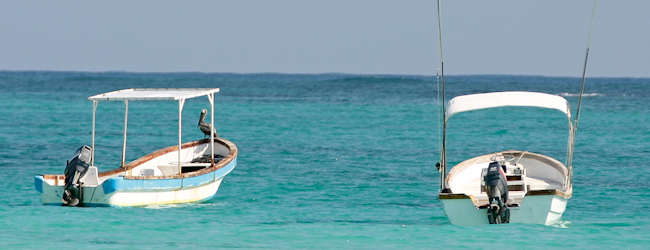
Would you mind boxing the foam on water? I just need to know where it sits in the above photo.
[558,92,606,97]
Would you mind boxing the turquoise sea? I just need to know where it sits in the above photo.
[1,71,649,249]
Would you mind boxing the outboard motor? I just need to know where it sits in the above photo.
[62,145,92,206]
[483,161,510,224]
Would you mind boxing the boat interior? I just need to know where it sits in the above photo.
[446,150,568,207]
[122,140,229,178]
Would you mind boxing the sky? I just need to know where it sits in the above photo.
[0,0,647,78]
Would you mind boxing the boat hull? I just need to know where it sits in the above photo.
[36,159,235,207]
[440,150,572,226]
[440,191,569,226]
[35,138,238,207]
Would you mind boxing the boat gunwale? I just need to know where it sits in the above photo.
[40,138,238,181]
[446,150,568,185]
[439,188,572,200]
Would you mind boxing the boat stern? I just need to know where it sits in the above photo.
[439,190,571,226]
[35,175,67,205]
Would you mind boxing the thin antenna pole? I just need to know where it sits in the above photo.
[568,0,597,186]
[437,0,448,191]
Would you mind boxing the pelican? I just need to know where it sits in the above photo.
[198,109,218,139]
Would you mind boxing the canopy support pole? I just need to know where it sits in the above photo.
[207,94,215,165]
[178,99,186,175]
[91,100,98,166]
[121,100,129,168]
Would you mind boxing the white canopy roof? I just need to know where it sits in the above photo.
[88,88,220,101]
[445,91,571,121]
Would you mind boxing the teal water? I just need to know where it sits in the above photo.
[1,72,649,249]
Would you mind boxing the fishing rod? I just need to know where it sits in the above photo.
[567,0,598,187]
[575,0,597,131]
[437,0,448,191]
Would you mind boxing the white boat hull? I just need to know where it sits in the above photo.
[440,192,569,226]
[439,150,572,225]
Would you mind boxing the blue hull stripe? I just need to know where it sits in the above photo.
[103,159,236,194]
[34,176,44,193]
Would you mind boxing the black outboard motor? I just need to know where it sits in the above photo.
[62,145,92,206]
[484,161,510,224]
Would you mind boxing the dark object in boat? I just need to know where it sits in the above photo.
[191,154,225,163]
[62,145,92,207]
[198,109,218,139]
[483,161,510,224]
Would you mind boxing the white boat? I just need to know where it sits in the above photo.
[34,88,238,207]
[434,1,597,225]
[438,92,575,225]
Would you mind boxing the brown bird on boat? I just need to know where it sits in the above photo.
[198,109,218,139]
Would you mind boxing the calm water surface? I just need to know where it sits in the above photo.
[0,72,648,249]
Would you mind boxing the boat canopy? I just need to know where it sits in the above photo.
[445,91,571,121]
[88,88,220,101]
[87,88,220,170]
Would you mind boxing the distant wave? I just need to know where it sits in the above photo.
[558,92,606,97]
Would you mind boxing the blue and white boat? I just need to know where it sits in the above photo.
[35,88,238,207]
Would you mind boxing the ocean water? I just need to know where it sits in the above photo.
[0,71,649,249]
